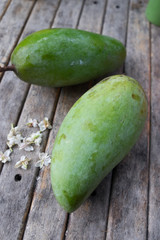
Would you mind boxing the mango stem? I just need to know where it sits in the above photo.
[0,65,15,72]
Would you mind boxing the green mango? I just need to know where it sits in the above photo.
[10,28,126,87]
[51,75,147,212]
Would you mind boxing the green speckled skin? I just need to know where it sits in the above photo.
[11,28,126,87]
[51,75,147,212]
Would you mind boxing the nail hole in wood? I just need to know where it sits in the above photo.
[116,5,120,9]
[91,190,96,196]
[14,174,22,182]
[93,1,98,4]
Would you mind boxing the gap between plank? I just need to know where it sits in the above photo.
[123,0,131,74]
[49,0,63,28]
[0,0,12,21]
[100,0,109,35]
[75,0,85,29]
[61,213,69,240]
[146,21,152,240]
[17,167,40,240]
[124,0,131,53]
[103,173,113,240]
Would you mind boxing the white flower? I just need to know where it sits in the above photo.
[0,149,12,163]
[18,140,28,150]
[7,124,20,138]
[35,152,51,169]
[38,117,52,132]
[19,131,42,150]
[26,131,42,146]
[34,137,42,146]
[15,156,31,170]
[19,139,35,151]
[27,118,38,128]
[7,124,23,149]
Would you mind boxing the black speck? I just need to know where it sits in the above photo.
[14,174,22,182]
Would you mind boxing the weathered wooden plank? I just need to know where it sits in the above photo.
[102,0,129,44]
[53,0,84,28]
[0,85,59,240]
[77,0,107,33]
[148,25,160,240]
[0,0,62,239]
[17,1,86,240]
[106,1,150,239]
[0,0,36,67]
[0,0,12,21]
[23,85,87,240]
[66,1,130,240]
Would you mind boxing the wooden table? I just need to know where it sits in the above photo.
[0,0,159,239]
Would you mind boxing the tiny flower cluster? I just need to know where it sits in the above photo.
[15,156,31,170]
[7,124,23,149]
[0,149,12,163]
[0,117,52,170]
[27,117,52,132]
[35,153,51,169]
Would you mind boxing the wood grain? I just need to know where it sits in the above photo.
[148,25,160,240]
[106,0,150,239]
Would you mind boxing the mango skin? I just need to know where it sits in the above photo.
[51,75,147,213]
[11,28,126,87]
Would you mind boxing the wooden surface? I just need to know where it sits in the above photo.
[0,0,159,239]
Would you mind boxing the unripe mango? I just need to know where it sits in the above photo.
[51,75,147,212]
[10,28,126,87]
